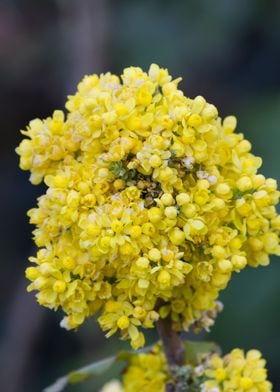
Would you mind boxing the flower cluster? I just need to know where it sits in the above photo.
[16,64,280,348]
[116,345,271,392]
[122,345,169,392]
[202,348,272,391]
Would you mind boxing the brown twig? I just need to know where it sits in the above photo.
[156,306,186,391]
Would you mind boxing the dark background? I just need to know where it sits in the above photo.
[0,1,280,391]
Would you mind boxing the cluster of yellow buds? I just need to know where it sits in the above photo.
[122,345,169,392]
[16,64,280,349]
[201,348,272,391]
[118,345,271,392]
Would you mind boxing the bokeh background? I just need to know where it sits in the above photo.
[1,1,280,391]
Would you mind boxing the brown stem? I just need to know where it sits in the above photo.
[156,315,186,369]
[156,312,186,391]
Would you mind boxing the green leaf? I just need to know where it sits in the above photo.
[110,161,126,177]
[184,340,220,365]
[43,346,152,392]
[43,354,122,392]
[43,341,219,391]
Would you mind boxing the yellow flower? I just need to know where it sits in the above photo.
[119,344,272,392]
[123,344,169,392]
[203,348,272,391]
[17,64,280,348]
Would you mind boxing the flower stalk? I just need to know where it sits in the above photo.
[156,315,186,391]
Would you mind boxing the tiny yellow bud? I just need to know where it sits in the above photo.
[196,261,213,282]
[117,315,130,330]
[149,154,162,168]
[53,175,68,188]
[151,135,165,149]
[188,114,202,127]
[164,206,177,219]
[148,207,163,223]
[133,306,146,319]
[252,174,265,188]
[229,237,242,250]
[62,256,76,270]
[115,103,128,116]
[247,349,262,360]
[53,280,66,293]
[218,259,232,273]
[216,183,231,196]
[248,237,263,251]
[158,270,171,286]
[25,267,39,281]
[130,225,142,238]
[236,176,253,192]
[192,95,206,113]
[136,257,149,268]
[212,245,226,259]
[111,220,123,233]
[148,248,161,262]
[77,182,90,195]
[161,193,174,206]
[105,300,120,313]
[214,368,227,381]
[127,116,141,130]
[86,224,101,236]
[142,222,155,236]
[223,115,237,133]
[201,104,218,119]
[265,178,277,191]
[113,179,126,191]
[138,279,149,289]
[182,128,195,144]
[212,198,226,209]
[239,377,253,389]
[100,236,111,248]
[161,249,173,262]
[169,228,185,245]
[237,139,251,154]
[181,204,196,218]
[171,141,185,157]
[158,167,173,182]
[137,89,152,106]
[231,255,247,271]
[119,243,133,256]
[83,194,97,208]
[189,219,206,233]
[255,252,270,266]
[103,111,117,124]
[176,193,190,205]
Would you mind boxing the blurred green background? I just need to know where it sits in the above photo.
[0,0,279,391]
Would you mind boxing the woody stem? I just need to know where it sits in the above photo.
[156,314,186,391]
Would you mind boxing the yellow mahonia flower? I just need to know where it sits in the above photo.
[202,348,272,391]
[117,344,272,391]
[123,345,169,392]
[17,64,280,348]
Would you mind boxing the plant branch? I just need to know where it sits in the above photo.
[156,315,186,368]
[156,312,186,391]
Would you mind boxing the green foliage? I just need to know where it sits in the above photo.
[43,340,219,391]
[110,161,137,181]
